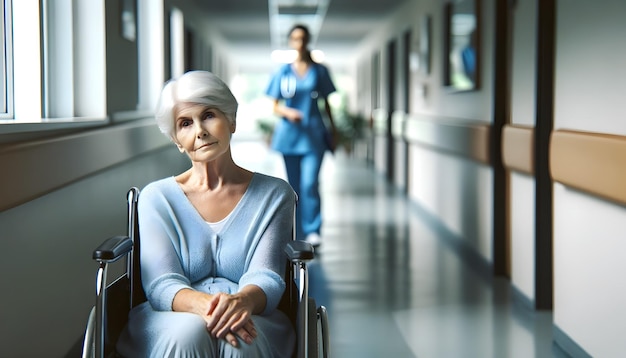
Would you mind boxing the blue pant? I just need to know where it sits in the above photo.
[283,152,324,240]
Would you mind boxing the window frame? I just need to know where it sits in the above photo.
[0,0,14,119]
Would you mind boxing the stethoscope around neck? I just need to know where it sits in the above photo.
[280,74,296,98]
[280,73,319,100]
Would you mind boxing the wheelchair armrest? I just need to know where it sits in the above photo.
[93,235,133,262]
[285,240,315,262]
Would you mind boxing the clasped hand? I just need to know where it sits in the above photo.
[204,292,258,348]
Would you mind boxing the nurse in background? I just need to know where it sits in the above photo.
[265,24,337,248]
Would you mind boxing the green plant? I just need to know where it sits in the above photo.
[333,110,366,151]
[255,117,277,145]
[256,117,276,135]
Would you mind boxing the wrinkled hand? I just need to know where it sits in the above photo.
[204,293,257,347]
[223,320,257,347]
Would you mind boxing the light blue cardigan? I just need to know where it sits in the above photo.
[138,172,296,315]
[117,172,296,357]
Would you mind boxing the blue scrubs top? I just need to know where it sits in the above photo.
[265,62,336,155]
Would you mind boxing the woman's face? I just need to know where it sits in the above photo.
[173,102,235,163]
[288,28,308,52]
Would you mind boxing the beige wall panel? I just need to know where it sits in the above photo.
[0,119,170,212]
[502,124,534,174]
[550,129,626,206]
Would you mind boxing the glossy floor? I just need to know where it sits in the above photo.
[232,141,557,358]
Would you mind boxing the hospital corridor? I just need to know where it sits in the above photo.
[1,0,625,357]
[233,140,555,358]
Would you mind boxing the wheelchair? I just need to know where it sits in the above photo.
[81,187,330,358]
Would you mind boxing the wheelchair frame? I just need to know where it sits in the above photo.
[82,187,330,358]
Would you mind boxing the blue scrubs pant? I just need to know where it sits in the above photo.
[283,151,324,240]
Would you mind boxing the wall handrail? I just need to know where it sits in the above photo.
[404,113,491,164]
[550,129,626,206]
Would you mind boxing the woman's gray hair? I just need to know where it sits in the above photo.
[155,71,238,142]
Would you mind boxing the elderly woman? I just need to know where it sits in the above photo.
[116,71,296,357]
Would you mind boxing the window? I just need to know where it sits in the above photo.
[1,0,108,135]
[0,0,178,136]
[43,0,107,119]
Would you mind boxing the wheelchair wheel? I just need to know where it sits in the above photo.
[307,297,319,357]
[81,306,96,358]
[318,305,329,358]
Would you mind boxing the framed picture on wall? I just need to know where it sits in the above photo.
[443,0,479,91]
[409,15,431,76]
[420,15,432,75]
[121,0,137,42]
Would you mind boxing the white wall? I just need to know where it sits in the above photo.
[508,0,537,303]
[509,172,535,301]
[510,0,537,129]
[554,0,626,136]
[553,185,626,356]
[408,145,494,261]
[553,0,626,355]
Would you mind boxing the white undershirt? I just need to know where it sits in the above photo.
[206,209,233,234]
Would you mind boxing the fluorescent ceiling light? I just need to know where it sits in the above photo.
[268,0,330,50]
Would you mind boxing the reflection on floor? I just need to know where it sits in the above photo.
[232,140,557,358]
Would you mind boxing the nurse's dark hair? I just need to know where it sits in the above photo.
[288,24,311,43]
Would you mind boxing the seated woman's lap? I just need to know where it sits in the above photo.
[116,301,294,358]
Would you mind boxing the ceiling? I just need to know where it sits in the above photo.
[191,0,411,71]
